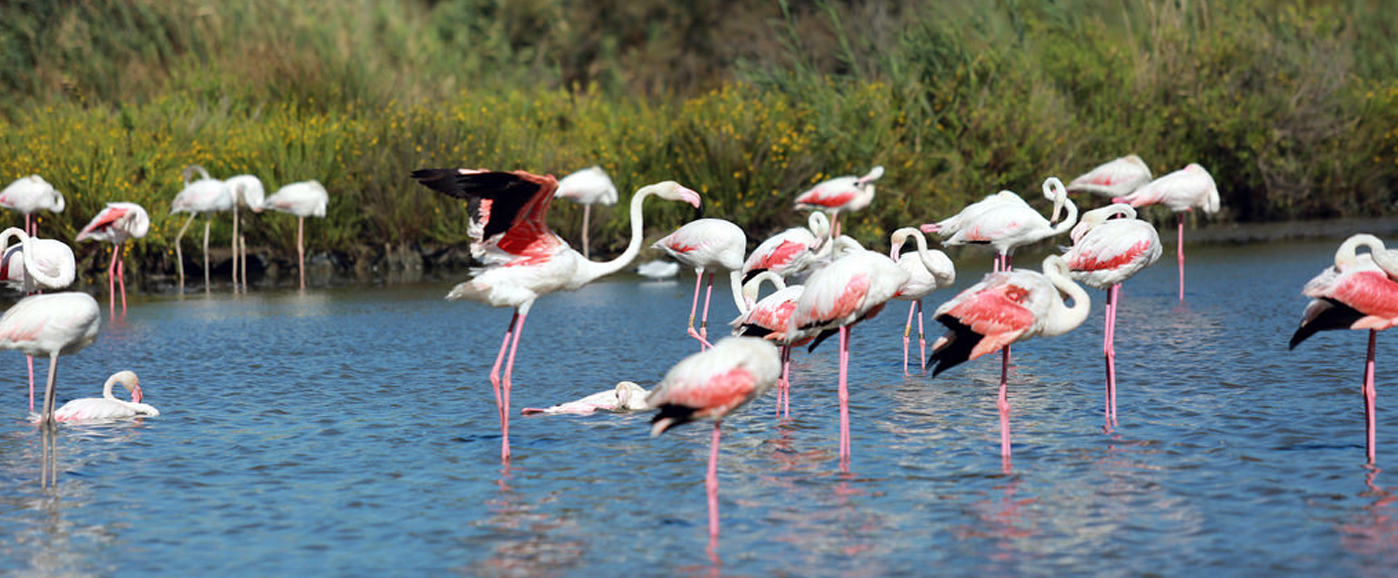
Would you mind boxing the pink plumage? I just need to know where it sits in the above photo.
[654,218,747,349]
[1067,155,1153,198]
[793,166,883,238]
[935,178,1077,271]
[889,227,956,376]
[0,175,64,237]
[77,202,150,316]
[742,212,830,282]
[1112,163,1220,214]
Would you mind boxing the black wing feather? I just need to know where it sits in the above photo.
[927,313,985,376]
[410,169,545,239]
[1290,298,1365,350]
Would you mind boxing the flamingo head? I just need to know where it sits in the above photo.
[888,227,922,260]
[806,211,831,246]
[228,175,267,213]
[109,370,142,403]
[614,381,648,409]
[644,181,702,209]
[1043,177,1067,223]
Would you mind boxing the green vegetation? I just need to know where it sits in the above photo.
[0,0,1394,283]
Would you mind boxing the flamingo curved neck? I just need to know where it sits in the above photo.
[1337,234,1398,275]
[902,228,945,273]
[0,228,65,289]
[740,271,786,313]
[1040,256,1090,337]
[577,187,654,282]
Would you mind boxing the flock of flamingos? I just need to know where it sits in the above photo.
[1,154,1391,544]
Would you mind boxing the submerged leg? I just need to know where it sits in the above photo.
[1365,329,1378,465]
[780,345,792,418]
[838,325,852,471]
[489,314,518,439]
[902,301,916,376]
[26,356,34,413]
[298,217,306,290]
[174,214,195,292]
[686,271,706,347]
[1103,285,1118,429]
[203,218,211,293]
[499,312,529,461]
[999,344,1011,460]
[707,421,722,541]
[40,353,58,426]
[1177,214,1186,303]
[916,299,927,373]
[232,206,240,293]
[699,272,715,349]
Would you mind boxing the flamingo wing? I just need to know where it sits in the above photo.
[928,276,1037,374]
[412,169,563,263]
[76,206,129,241]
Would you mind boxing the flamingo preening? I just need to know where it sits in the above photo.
[0,227,76,414]
[731,271,803,417]
[1111,163,1221,303]
[1067,154,1153,199]
[0,176,64,237]
[171,164,232,292]
[553,166,618,259]
[263,180,329,290]
[0,292,102,426]
[647,336,781,543]
[653,218,747,350]
[1061,204,1162,427]
[928,255,1089,462]
[1289,234,1398,464]
[76,202,151,316]
[932,177,1077,272]
[411,168,701,461]
[741,211,831,283]
[225,175,266,293]
[520,381,650,415]
[794,166,883,238]
[787,237,908,468]
[889,227,956,376]
[53,370,159,422]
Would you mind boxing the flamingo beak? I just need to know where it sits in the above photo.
[679,187,702,209]
[131,385,144,404]
[890,241,904,260]
[919,223,939,234]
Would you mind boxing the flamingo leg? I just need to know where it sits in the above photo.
[902,301,916,376]
[240,234,248,292]
[232,206,240,293]
[699,272,715,349]
[498,312,529,462]
[1365,329,1378,465]
[582,204,592,260]
[26,356,34,413]
[40,352,58,426]
[298,217,306,290]
[1177,214,1186,303]
[117,246,127,315]
[24,215,32,238]
[203,217,211,293]
[838,325,852,471]
[999,342,1012,460]
[707,420,722,541]
[916,299,927,373]
[107,242,120,316]
[1103,285,1119,429]
[174,214,195,292]
[686,270,705,347]
[780,345,792,418]
[488,316,516,425]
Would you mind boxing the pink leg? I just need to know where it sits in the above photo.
[902,301,916,376]
[298,217,306,290]
[499,312,529,461]
[686,271,707,347]
[1177,215,1185,303]
[25,215,32,238]
[707,421,722,540]
[1103,285,1118,429]
[118,246,127,315]
[780,345,791,418]
[832,214,842,239]
[26,356,34,413]
[1365,329,1378,465]
[107,244,119,316]
[488,314,519,455]
[916,299,927,373]
[999,344,1012,459]
[838,325,852,471]
[698,273,715,349]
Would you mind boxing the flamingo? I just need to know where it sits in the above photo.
[636,259,680,280]
[0,175,64,237]
[520,381,650,415]
[1289,234,1398,464]
[934,177,1077,272]
[263,180,329,290]
[786,237,908,467]
[52,370,159,422]
[76,202,151,316]
[0,228,76,413]
[731,271,804,416]
[653,218,747,350]
[410,168,701,461]
[794,166,884,238]
[647,336,781,542]
[1111,163,1221,303]
[553,166,618,259]
[889,227,956,376]
[0,292,102,426]
[170,164,233,292]
[741,211,831,283]
[225,174,266,293]
[1061,203,1162,427]
[928,254,1090,460]
[1067,154,1153,198]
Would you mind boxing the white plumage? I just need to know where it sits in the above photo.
[53,370,160,422]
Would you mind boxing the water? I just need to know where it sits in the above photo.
[2,238,1397,577]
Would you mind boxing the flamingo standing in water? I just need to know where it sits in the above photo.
[76,202,150,316]
[1061,204,1162,427]
[928,255,1089,460]
[889,227,956,376]
[741,211,830,283]
[647,336,781,542]
[170,164,232,292]
[787,237,908,467]
[0,228,76,413]
[225,175,266,293]
[653,219,747,350]
[731,271,804,417]
[263,180,329,290]
[794,166,883,238]
[0,292,102,425]
[53,370,159,422]
[0,175,64,237]
[1289,234,1398,464]
[923,190,1026,240]
[932,177,1077,272]
[1111,163,1220,303]
[411,168,701,461]
[1067,155,1153,199]
[553,166,618,259]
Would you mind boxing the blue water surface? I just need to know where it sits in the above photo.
[1,238,1396,577]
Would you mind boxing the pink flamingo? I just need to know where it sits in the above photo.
[0,228,76,413]
[653,218,747,350]
[741,211,831,282]
[1061,204,1162,427]
[263,180,329,290]
[889,227,956,376]
[76,202,150,316]
[1111,163,1220,303]
[1067,154,1153,199]
[553,166,618,259]
[928,255,1089,460]
[53,370,159,422]
[794,166,883,238]
[0,175,64,237]
[647,336,781,542]
[1289,234,1398,464]
[411,168,701,461]
[0,292,102,425]
[934,177,1077,272]
[170,164,232,292]
[787,237,908,467]
[731,271,805,417]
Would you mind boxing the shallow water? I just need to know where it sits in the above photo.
[2,238,1397,577]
